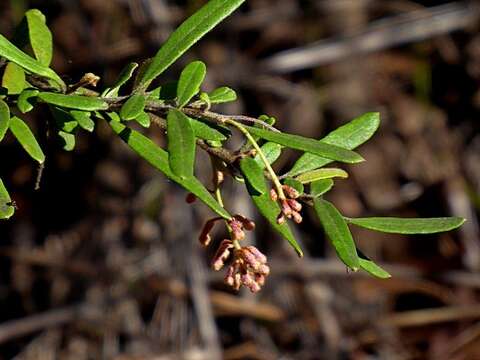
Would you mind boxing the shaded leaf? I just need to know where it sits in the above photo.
[190,118,227,141]
[120,94,145,121]
[0,178,14,220]
[177,60,206,108]
[314,198,359,270]
[17,89,38,113]
[0,33,64,89]
[9,116,45,163]
[358,249,391,279]
[310,179,334,197]
[0,99,10,141]
[104,62,138,97]
[254,142,281,168]
[38,92,108,111]
[50,107,78,133]
[296,168,348,184]
[25,9,53,66]
[209,86,237,104]
[138,0,245,88]
[58,130,75,151]
[244,125,364,164]
[167,108,196,178]
[2,62,26,94]
[347,217,466,234]
[288,112,380,176]
[240,157,267,195]
[108,118,230,219]
[71,110,94,132]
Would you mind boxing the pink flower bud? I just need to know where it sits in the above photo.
[292,211,303,224]
[211,240,233,271]
[245,246,267,264]
[270,189,278,202]
[282,185,300,199]
[281,200,293,218]
[199,218,221,246]
[276,213,286,225]
[255,274,265,287]
[234,215,255,231]
[229,218,245,241]
[287,199,302,212]
[257,264,270,276]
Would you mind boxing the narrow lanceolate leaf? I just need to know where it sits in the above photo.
[177,61,206,108]
[120,94,145,121]
[0,34,64,89]
[71,111,95,132]
[25,9,53,66]
[50,107,78,132]
[310,179,334,197]
[347,217,466,234]
[254,142,281,168]
[190,118,227,141]
[248,187,303,257]
[2,62,26,94]
[9,116,45,163]
[38,92,108,111]
[58,131,75,151]
[0,178,14,220]
[108,119,230,219]
[0,99,10,141]
[138,0,245,88]
[17,89,39,113]
[167,109,196,178]
[288,112,380,176]
[244,125,363,164]
[240,157,267,195]
[358,249,391,279]
[314,198,359,270]
[208,86,237,104]
[296,168,348,184]
[104,62,138,97]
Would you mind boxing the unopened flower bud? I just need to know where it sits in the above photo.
[270,189,278,202]
[212,240,234,271]
[199,218,220,246]
[281,200,293,218]
[245,246,267,264]
[292,211,303,224]
[255,274,266,287]
[283,185,300,199]
[185,193,197,204]
[287,199,302,212]
[276,214,286,225]
[239,248,262,271]
[234,215,256,231]
[229,218,245,241]
[257,264,270,276]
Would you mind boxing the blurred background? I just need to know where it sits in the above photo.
[0,0,480,359]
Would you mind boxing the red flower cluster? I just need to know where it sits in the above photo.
[270,185,303,225]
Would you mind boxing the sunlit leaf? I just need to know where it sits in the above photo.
[135,111,151,128]
[167,108,196,178]
[288,112,380,176]
[244,125,364,164]
[357,249,391,279]
[208,86,237,104]
[314,198,359,270]
[0,178,14,220]
[120,94,145,121]
[0,99,10,141]
[2,62,26,94]
[9,116,45,163]
[17,88,38,113]
[254,142,281,168]
[347,217,466,234]
[25,9,53,66]
[295,168,348,184]
[190,118,227,141]
[108,118,230,219]
[58,130,75,151]
[310,179,334,197]
[240,157,267,195]
[177,60,206,108]
[38,92,108,111]
[71,110,94,132]
[138,0,245,88]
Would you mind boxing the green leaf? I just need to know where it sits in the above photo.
[104,62,138,97]
[244,125,364,164]
[177,61,206,108]
[25,9,53,66]
[283,178,304,195]
[190,118,227,141]
[58,130,75,151]
[248,188,303,257]
[17,89,39,113]
[296,168,348,184]
[209,86,237,104]
[288,112,380,176]
[120,94,145,121]
[9,116,45,163]
[254,142,281,168]
[347,217,466,234]
[314,198,359,270]
[50,107,78,133]
[167,108,196,178]
[239,157,267,195]
[0,99,10,141]
[71,110,95,132]
[0,33,64,90]
[357,249,391,279]
[38,92,108,111]
[135,111,151,128]
[2,62,26,95]
[108,118,230,219]
[138,0,245,88]
[0,178,15,220]
[310,179,334,197]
